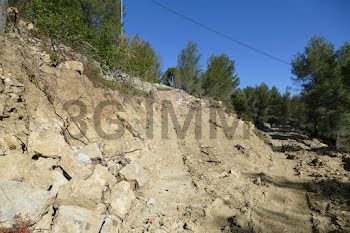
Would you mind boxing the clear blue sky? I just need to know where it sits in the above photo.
[124,0,350,93]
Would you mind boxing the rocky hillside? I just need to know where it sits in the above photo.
[0,21,349,233]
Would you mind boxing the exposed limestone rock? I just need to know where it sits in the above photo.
[34,157,58,171]
[56,176,105,210]
[119,161,149,187]
[100,215,122,233]
[109,181,135,218]
[33,206,54,233]
[51,205,104,233]
[26,88,66,158]
[28,130,67,158]
[0,179,54,228]
[78,143,103,160]
[50,169,69,194]
[58,150,92,179]
[59,61,84,74]
[23,165,53,191]
[90,164,117,188]
[0,151,32,181]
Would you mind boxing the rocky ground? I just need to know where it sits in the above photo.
[0,18,349,233]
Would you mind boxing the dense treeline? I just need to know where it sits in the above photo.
[8,0,162,82]
[163,37,349,151]
[292,35,350,151]
[163,41,240,105]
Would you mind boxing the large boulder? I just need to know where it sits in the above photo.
[0,179,54,228]
[56,176,105,210]
[51,205,104,233]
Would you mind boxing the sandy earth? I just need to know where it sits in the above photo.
[0,24,349,233]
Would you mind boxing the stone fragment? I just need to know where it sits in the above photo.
[59,61,84,74]
[33,207,54,232]
[0,151,32,181]
[100,215,122,233]
[90,164,117,188]
[51,205,104,233]
[59,152,92,179]
[77,153,92,164]
[119,161,149,187]
[23,165,53,191]
[109,181,135,218]
[56,176,105,210]
[78,143,102,160]
[50,169,69,194]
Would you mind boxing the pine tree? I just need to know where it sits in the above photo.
[231,89,248,118]
[175,41,202,93]
[201,53,240,104]
[162,68,176,86]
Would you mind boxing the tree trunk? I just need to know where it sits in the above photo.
[0,0,8,37]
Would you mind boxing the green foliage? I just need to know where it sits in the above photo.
[201,53,240,104]
[253,129,270,145]
[231,89,248,118]
[10,0,162,83]
[84,60,152,97]
[255,83,270,126]
[292,35,350,150]
[162,67,176,86]
[174,41,202,94]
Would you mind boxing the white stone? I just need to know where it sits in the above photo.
[77,153,92,164]
[147,197,156,206]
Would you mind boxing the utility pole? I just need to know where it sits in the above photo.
[120,0,123,38]
[0,0,8,37]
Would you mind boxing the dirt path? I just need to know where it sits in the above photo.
[121,91,349,233]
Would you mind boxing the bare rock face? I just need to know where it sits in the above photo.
[109,181,135,218]
[119,161,149,187]
[0,179,54,228]
[59,61,84,74]
[56,175,105,210]
[51,205,104,233]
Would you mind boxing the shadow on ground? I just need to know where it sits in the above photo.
[244,172,350,232]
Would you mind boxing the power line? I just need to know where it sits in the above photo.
[151,0,291,65]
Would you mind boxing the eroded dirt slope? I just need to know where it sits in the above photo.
[0,28,349,233]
